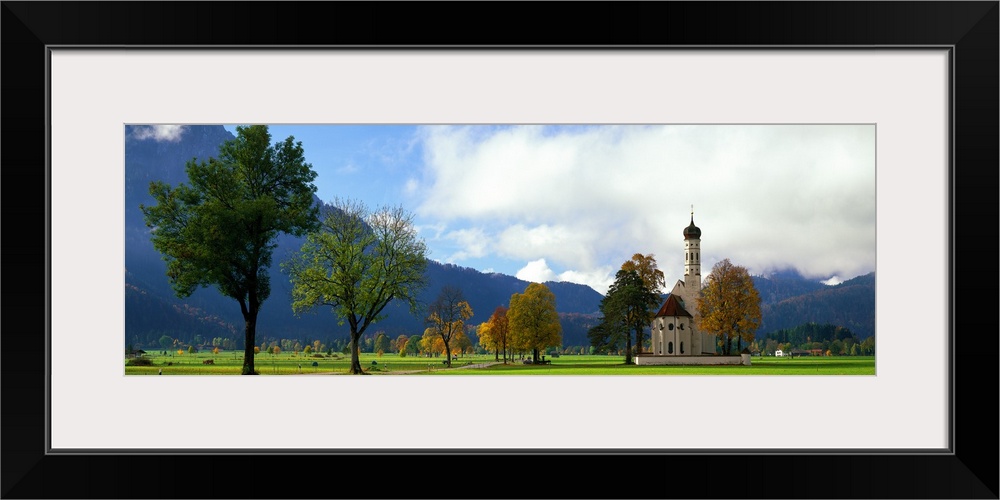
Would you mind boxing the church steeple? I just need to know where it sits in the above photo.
[683,206,702,283]
[683,206,701,240]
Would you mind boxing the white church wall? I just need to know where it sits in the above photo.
[633,355,743,366]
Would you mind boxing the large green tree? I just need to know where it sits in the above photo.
[696,258,762,355]
[588,268,660,364]
[404,335,421,356]
[619,253,667,354]
[140,125,319,375]
[586,320,627,357]
[282,198,428,374]
[508,282,562,363]
[373,331,390,355]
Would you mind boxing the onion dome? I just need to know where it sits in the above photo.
[683,214,701,240]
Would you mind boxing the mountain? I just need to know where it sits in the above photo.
[123,125,605,349]
[756,271,876,339]
[751,268,829,305]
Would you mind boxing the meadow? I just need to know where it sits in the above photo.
[125,351,875,375]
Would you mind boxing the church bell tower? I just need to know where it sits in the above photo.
[683,206,702,292]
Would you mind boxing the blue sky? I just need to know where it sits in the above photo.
[207,124,875,294]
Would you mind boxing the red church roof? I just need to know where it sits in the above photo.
[653,294,692,318]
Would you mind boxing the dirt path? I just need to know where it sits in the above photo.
[306,361,502,375]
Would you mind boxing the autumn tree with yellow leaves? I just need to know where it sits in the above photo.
[477,305,510,363]
[508,283,562,363]
[696,258,762,355]
[426,286,474,367]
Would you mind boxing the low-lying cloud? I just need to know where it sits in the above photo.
[131,125,186,142]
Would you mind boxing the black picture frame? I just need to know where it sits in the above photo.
[3,2,997,499]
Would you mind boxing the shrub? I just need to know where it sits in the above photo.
[126,357,153,366]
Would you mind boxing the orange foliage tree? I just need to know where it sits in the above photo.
[696,258,762,355]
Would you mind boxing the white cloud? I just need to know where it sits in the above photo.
[132,125,186,142]
[496,224,600,269]
[413,124,876,290]
[558,267,617,296]
[821,276,843,286]
[515,258,617,295]
[441,227,490,262]
[515,258,558,283]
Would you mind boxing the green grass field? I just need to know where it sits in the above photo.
[125,351,875,375]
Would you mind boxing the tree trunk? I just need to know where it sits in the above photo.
[241,309,258,375]
[349,330,366,374]
[634,326,643,355]
[532,348,539,364]
[625,336,633,364]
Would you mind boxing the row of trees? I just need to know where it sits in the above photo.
[753,332,875,356]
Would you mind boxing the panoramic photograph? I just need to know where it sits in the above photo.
[124,124,876,376]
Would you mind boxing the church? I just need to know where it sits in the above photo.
[637,210,748,365]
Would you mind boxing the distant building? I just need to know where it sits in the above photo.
[125,348,147,359]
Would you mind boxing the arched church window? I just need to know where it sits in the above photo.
[668,342,674,354]
[668,323,674,331]
[679,323,684,330]
[680,342,685,354]
[659,322,664,330]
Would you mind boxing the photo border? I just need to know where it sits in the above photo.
[4,2,997,498]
